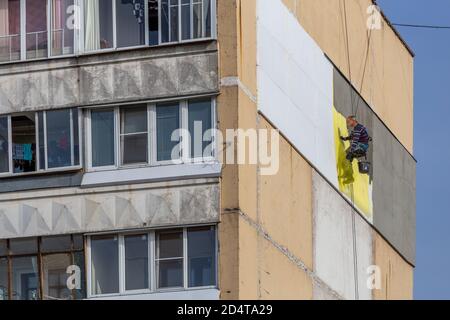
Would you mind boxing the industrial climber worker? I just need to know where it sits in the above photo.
[340,116,370,162]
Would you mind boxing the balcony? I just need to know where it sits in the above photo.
[0,0,216,64]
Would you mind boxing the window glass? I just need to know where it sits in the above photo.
[203,0,211,37]
[156,230,183,288]
[41,235,72,253]
[161,0,169,43]
[42,253,72,300]
[9,238,38,255]
[12,113,36,173]
[90,235,119,295]
[0,117,9,173]
[188,226,215,287]
[124,234,148,291]
[116,0,145,48]
[188,99,212,158]
[120,106,148,165]
[11,256,40,300]
[148,0,159,45]
[84,0,113,51]
[26,0,48,59]
[192,0,202,39]
[161,0,179,43]
[72,251,86,299]
[72,109,80,166]
[156,103,180,162]
[51,0,75,56]
[0,0,21,63]
[0,257,8,300]
[91,109,115,167]
[181,0,191,40]
[46,109,72,169]
[37,112,45,170]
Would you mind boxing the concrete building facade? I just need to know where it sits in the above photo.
[0,0,414,300]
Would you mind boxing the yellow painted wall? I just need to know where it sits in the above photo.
[373,233,414,300]
[282,0,414,154]
[333,107,373,221]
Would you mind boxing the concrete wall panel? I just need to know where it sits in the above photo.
[334,68,415,265]
[373,119,416,264]
[0,180,219,239]
[0,42,218,115]
[257,0,337,188]
[313,170,373,300]
[259,117,313,269]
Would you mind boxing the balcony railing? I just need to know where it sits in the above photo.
[0,34,21,62]
[26,30,48,60]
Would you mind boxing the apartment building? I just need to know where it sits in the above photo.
[0,0,415,300]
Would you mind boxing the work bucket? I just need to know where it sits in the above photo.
[358,161,371,174]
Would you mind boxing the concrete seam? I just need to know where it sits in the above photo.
[233,209,344,300]
[256,113,262,299]
[220,76,257,103]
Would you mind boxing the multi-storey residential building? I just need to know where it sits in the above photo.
[0,0,415,300]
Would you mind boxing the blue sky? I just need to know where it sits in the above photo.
[377,0,450,299]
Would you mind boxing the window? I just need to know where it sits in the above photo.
[87,226,217,297]
[124,234,148,291]
[148,0,159,45]
[160,0,212,43]
[188,98,213,159]
[156,102,180,162]
[90,109,115,167]
[84,0,113,51]
[188,226,215,287]
[51,0,75,56]
[0,108,81,176]
[90,235,119,295]
[84,0,146,52]
[156,229,183,289]
[120,106,148,165]
[88,98,215,170]
[0,235,85,300]
[0,0,21,63]
[11,256,40,300]
[26,0,48,59]
[0,117,9,173]
[0,257,8,300]
[46,109,73,168]
[115,0,145,48]
[12,113,36,173]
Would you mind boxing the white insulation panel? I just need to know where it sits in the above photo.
[257,0,337,187]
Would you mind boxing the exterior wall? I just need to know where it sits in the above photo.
[373,233,414,300]
[283,0,414,153]
[216,0,415,300]
[0,42,219,115]
[312,171,373,300]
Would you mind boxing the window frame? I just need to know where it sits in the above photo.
[158,0,216,45]
[0,108,83,178]
[86,225,218,299]
[86,97,217,172]
[0,235,85,301]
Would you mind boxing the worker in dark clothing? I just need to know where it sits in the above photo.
[340,116,370,162]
